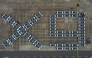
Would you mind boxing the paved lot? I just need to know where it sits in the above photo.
[56,17,77,31]
[0,0,78,51]
[0,0,92,51]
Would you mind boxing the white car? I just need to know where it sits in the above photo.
[56,47,63,50]
[27,35,32,40]
[49,44,56,47]
[7,39,11,45]
[56,11,64,14]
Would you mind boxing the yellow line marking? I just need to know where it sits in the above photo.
[76,0,78,2]
[76,0,79,55]
[77,48,78,58]
[76,0,79,4]
[76,0,79,12]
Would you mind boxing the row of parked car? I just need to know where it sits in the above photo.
[56,11,78,17]
[23,32,42,49]
[56,47,78,50]
[77,17,85,46]
[23,12,43,30]
[49,43,78,50]
[2,13,21,30]
[2,31,21,48]
[49,14,57,37]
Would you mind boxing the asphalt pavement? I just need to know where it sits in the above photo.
[0,51,92,58]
